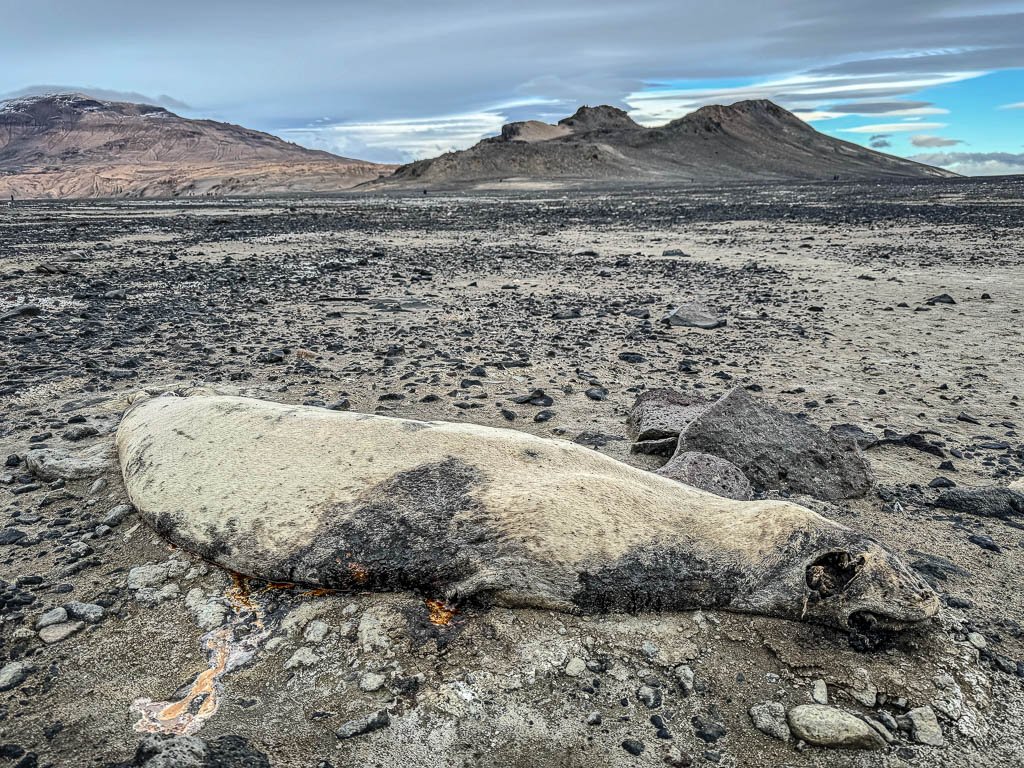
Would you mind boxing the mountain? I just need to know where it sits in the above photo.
[384,100,957,187]
[0,93,394,199]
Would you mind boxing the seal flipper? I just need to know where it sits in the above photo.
[445,562,577,613]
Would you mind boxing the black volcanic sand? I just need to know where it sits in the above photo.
[1,178,1023,767]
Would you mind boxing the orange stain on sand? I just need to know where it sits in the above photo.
[131,574,271,735]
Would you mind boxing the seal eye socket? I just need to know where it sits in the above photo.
[806,551,862,598]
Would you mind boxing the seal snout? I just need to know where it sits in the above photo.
[813,543,940,630]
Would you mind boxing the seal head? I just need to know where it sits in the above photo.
[735,533,939,630]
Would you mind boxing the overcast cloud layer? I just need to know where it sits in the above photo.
[1,1,1022,172]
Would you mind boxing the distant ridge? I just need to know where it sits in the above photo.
[0,93,394,199]
[382,99,958,187]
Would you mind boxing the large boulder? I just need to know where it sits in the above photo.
[656,451,753,500]
[627,389,711,455]
[630,388,874,501]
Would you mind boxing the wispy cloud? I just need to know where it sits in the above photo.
[278,111,508,163]
[624,72,981,125]
[910,134,965,148]
[842,122,948,133]
[1000,101,1024,109]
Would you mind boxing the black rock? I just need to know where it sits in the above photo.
[621,739,645,756]
[254,350,285,364]
[107,733,270,768]
[512,389,553,407]
[0,528,28,545]
[968,534,1002,553]
[692,716,727,743]
[934,487,1024,520]
[928,476,956,489]
[585,386,608,401]
[925,293,956,305]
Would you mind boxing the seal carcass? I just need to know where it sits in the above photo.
[116,395,938,630]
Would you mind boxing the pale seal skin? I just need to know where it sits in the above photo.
[116,395,939,631]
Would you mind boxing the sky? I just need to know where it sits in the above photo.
[1,0,1022,174]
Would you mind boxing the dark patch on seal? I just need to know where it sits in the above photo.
[285,458,500,597]
[572,542,747,613]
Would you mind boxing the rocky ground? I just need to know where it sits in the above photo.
[1,177,1023,767]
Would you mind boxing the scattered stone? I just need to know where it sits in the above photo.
[62,425,100,442]
[336,709,391,740]
[0,528,28,546]
[925,293,956,305]
[674,665,695,695]
[662,303,726,330]
[811,679,828,704]
[185,588,228,630]
[749,701,790,741]
[36,607,69,629]
[0,661,31,692]
[127,561,188,590]
[968,534,1001,553]
[25,443,113,481]
[636,685,662,709]
[906,706,943,746]
[934,487,1023,520]
[303,620,330,643]
[102,504,134,527]
[359,672,387,692]
[512,389,553,407]
[65,601,105,623]
[112,733,270,768]
[284,647,320,669]
[786,705,886,750]
[564,657,587,677]
[692,717,727,743]
[621,739,644,756]
[39,621,84,644]
[655,451,753,500]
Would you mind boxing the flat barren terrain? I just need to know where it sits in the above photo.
[1,178,1023,767]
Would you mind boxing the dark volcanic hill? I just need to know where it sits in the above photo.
[0,93,394,199]
[385,100,957,187]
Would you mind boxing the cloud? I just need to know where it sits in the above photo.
[909,151,1024,176]
[624,72,978,125]
[828,100,934,114]
[277,111,508,163]
[0,85,189,110]
[870,138,892,148]
[842,122,947,133]
[910,135,965,147]
[1001,101,1024,109]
